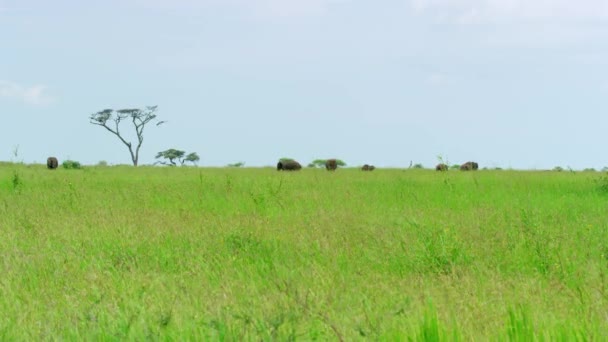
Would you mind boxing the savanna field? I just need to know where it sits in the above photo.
[1,164,608,340]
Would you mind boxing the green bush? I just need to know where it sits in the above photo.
[595,173,608,194]
[62,160,82,169]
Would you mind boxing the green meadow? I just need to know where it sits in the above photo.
[1,164,607,340]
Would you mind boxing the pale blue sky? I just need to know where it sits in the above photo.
[1,0,607,169]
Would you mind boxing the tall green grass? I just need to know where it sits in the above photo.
[0,164,607,339]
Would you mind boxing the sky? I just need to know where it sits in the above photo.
[1,0,607,169]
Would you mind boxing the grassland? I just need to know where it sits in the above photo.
[1,164,607,340]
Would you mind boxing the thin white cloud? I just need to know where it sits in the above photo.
[0,0,32,13]
[0,81,54,106]
[411,0,608,23]
[128,0,349,17]
[254,0,329,17]
[426,72,448,86]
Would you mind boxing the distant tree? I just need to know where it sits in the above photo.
[89,106,163,166]
[412,163,424,169]
[155,149,199,166]
[310,159,326,168]
[184,152,200,165]
[227,162,245,168]
[553,166,564,172]
[450,164,460,170]
[156,149,184,166]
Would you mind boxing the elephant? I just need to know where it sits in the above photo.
[362,164,376,171]
[435,163,448,171]
[460,161,479,171]
[325,159,338,171]
[277,160,302,171]
[47,157,59,170]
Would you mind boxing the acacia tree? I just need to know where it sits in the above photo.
[89,106,162,166]
[184,152,200,165]
[155,149,200,166]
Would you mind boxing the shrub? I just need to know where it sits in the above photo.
[97,160,108,167]
[413,163,424,169]
[63,160,82,169]
[553,166,564,172]
[595,173,608,194]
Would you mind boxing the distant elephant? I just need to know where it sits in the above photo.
[325,159,338,171]
[47,157,59,170]
[435,163,448,171]
[460,161,479,171]
[362,164,376,171]
[277,160,302,171]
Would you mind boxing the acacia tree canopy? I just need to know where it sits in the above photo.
[184,152,200,164]
[156,149,199,166]
[89,105,162,166]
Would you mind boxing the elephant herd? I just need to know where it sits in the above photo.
[435,161,479,171]
[276,159,377,172]
[46,155,478,172]
[276,159,480,172]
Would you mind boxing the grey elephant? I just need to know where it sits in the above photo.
[325,159,338,171]
[460,161,479,171]
[277,160,302,171]
[362,164,376,171]
[47,157,59,170]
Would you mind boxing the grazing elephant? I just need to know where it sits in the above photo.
[362,164,376,171]
[277,160,302,171]
[325,159,338,171]
[47,157,59,170]
[435,163,448,171]
[460,161,479,171]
